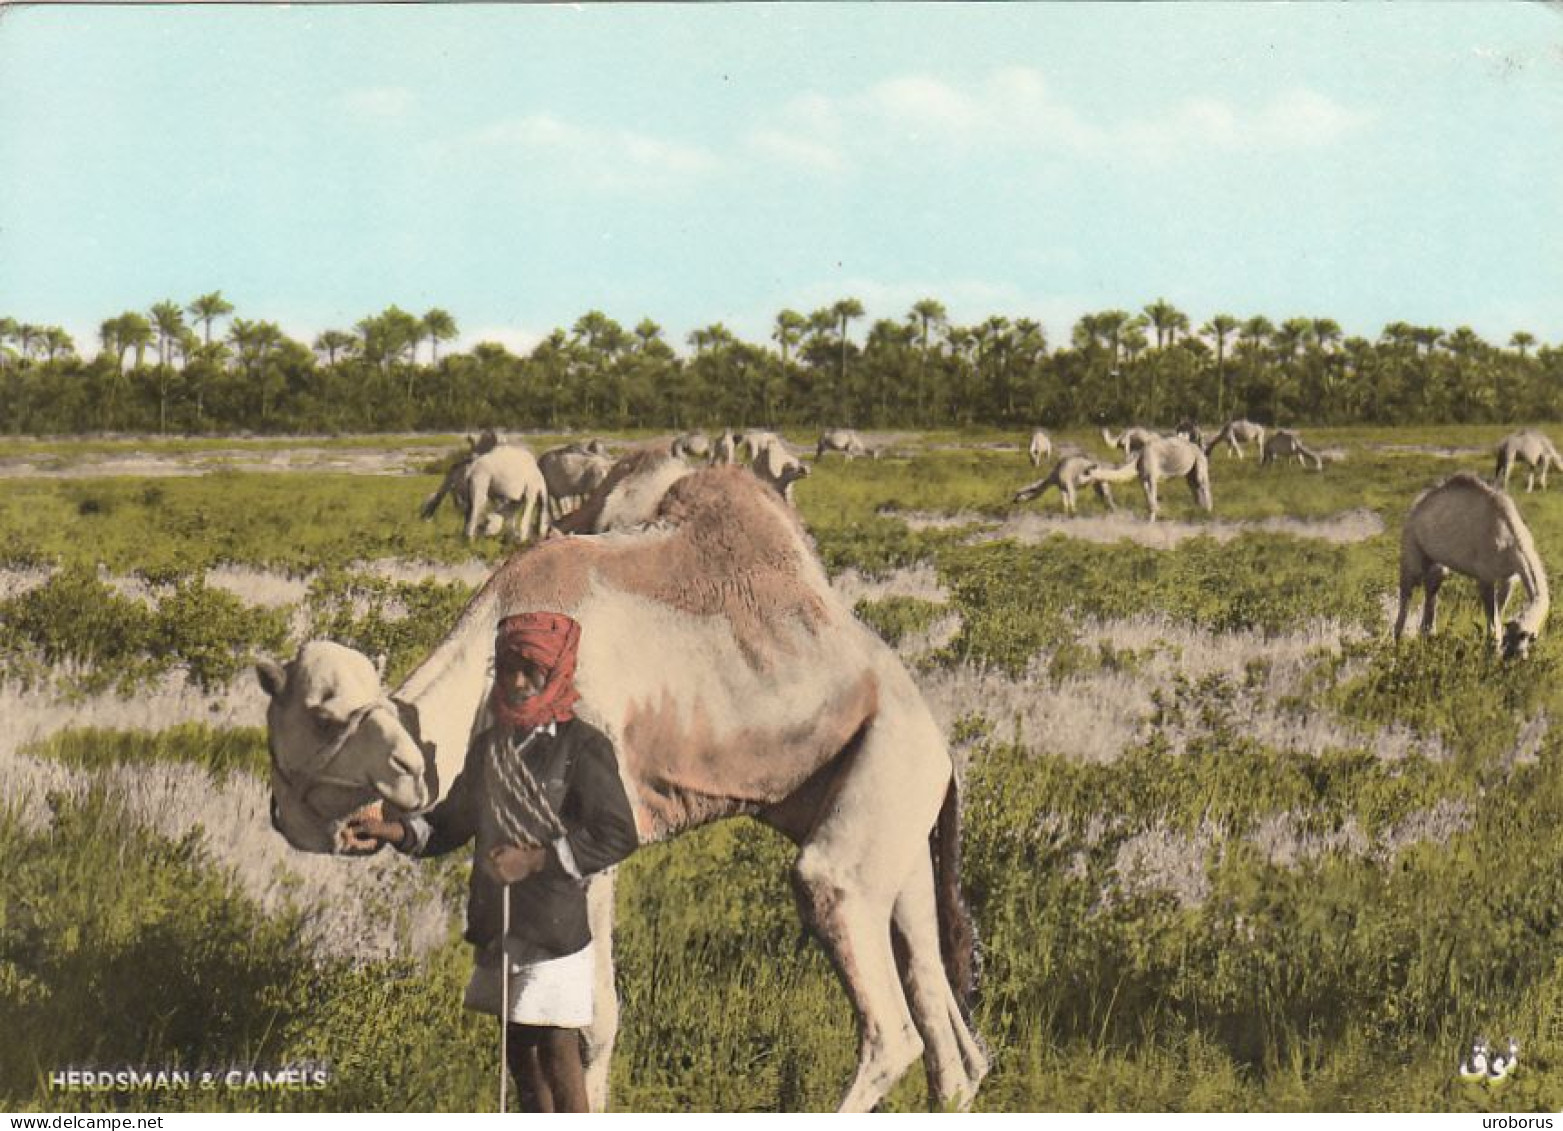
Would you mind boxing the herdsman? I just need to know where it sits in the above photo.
[347,612,638,1112]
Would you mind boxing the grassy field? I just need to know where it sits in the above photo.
[5,426,1563,1111]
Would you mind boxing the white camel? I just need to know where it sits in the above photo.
[551,447,694,535]
[1027,429,1051,468]
[1081,435,1212,522]
[738,430,785,460]
[750,437,811,502]
[257,467,989,1113]
[1261,428,1325,471]
[420,443,551,542]
[537,445,614,519]
[1205,419,1266,460]
[816,429,878,461]
[1494,429,1563,493]
[1013,454,1115,515]
[669,431,711,461]
[1394,472,1549,658]
[1100,426,1160,456]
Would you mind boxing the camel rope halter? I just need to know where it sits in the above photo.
[486,725,568,1113]
[269,696,404,822]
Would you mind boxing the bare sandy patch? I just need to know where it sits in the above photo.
[832,563,950,607]
[972,508,1386,549]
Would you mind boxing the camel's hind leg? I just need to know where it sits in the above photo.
[792,701,953,1112]
[1142,474,1159,522]
[464,470,492,540]
[892,855,988,1109]
[580,871,620,1112]
[1420,565,1448,636]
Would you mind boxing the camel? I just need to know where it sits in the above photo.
[1494,429,1563,493]
[712,429,739,466]
[1205,419,1266,460]
[1027,429,1051,468]
[551,448,694,535]
[1261,428,1325,471]
[1013,454,1114,515]
[750,437,810,502]
[1100,426,1160,457]
[419,443,550,542]
[739,430,785,460]
[816,429,878,461]
[538,445,614,519]
[669,431,711,461]
[256,467,989,1113]
[1080,435,1212,522]
[1174,419,1204,448]
[1394,472,1549,658]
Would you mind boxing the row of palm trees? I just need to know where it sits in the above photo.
[0,291,1557,435]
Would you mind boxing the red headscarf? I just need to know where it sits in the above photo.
[490,611,582,731]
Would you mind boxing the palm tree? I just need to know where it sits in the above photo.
[187,291,234,346]
[1142,298,1187,351]
[148,300,186,371]
[1201,313,1239,418]
[772,309,807,367]
[421,308,458,365]
[228,318,284,420]
[312,330,357,366]
[1510,331,1537,359]
[42,326,75,363]
[830,298,865,417]
[907,298,947,422]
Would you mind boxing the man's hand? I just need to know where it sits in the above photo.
[342,815,405,854]
[482,842,549,884]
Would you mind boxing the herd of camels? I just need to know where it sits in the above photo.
[420,414,1553,665]
[257,418,1554,1113]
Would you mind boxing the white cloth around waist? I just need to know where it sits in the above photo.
[463,940,595,1028]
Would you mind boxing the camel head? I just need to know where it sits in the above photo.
[256,641,433,854]
[1503,621,1538,661]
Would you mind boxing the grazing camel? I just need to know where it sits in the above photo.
[816,429,879,461]
[551,448,694,535]
[1394,472,1549,658]
[420,443,550,542]
[1027,429,1051,468]
[538,445,615,519]
[750,437,811,502]
[257,467,989,1113]
[1261,428,1325,471]
[1494,429,1563,493]
[1205,419,1266,460]
[669,431,711,461]
[1101,426,1160,456]
[1081,435,1212,522]
[1013,454,1115,515]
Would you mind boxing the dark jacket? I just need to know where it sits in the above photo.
[413,716,638,961]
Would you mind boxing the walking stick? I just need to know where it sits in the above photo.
[499,883,510,1113]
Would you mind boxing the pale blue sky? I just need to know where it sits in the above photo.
[2,2,1560,357]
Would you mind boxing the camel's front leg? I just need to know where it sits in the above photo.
[1142,474,1159,522]
[1479,581,1503,648]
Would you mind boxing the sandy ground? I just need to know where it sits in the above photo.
[884,506,1387,548]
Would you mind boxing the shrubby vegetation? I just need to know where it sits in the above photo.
[10,430,1563,1110]
[2,295,1559,436]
